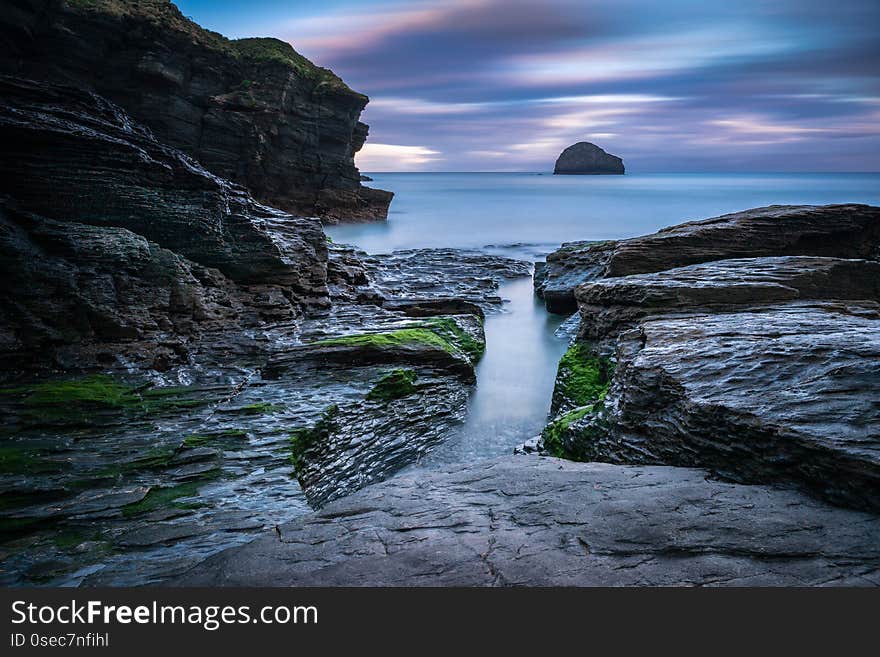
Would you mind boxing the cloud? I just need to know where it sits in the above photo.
[191,0,880,171]
[356,143,443,170]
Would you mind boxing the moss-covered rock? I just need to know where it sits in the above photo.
[289,405,339,474]
[366,370,418,402]
[121,481,204,518]
[551,344,615,414]
[0,375,211,427]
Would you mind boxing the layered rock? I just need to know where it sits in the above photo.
[0,75,328,371]
[535,204,880,312]
[0,0,392,222]
[173,457,880,587]
[539,206,880,512]
[554,142,624,175]
[576,256,880,342]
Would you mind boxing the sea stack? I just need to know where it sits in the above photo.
[554,142,625,175]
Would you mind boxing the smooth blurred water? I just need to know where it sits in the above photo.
[329,172,880,253]
[327,172,880,461]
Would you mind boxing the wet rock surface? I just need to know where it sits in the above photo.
[539,208,880,513]
[0,75,327,372]
[561,302,880,510]
[0,237,529,585]
[0,0,392,221]
[576,256,880,342]
[535,204,880,313]
[174,457,880,587]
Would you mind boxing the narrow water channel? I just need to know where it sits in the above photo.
[414,275,569,468]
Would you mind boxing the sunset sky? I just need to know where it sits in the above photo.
[177,0,880,172]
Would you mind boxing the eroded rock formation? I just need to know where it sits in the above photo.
[537,207,880,512]
[0,0,392,222]
[0,75,328,371]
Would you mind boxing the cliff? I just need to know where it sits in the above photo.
[0,0,393,222]
[0,75,328,371]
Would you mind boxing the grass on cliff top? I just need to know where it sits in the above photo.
[231,38,348,88]
[366,369,418,403]
[65,1,353,92]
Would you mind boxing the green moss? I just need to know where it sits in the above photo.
[555,344,615,408]
[366,369,418,402]
[14,375,137,408]
[314,328,453,353]
[183,429,248,448]
[0,376,210,426]
[288,405,339,473]
[121,481,203,518]
[314,319,484,364]
[541,406,594,458]
[123,446,177,472]
[424,317,485,362]
[237,402,280,415]
[0,446,60,475]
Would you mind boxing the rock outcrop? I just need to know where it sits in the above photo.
[0,237,530,585]
[0,0,392,222]
[553,142,624,175]
[538,207,880,512]
[173,457,880,587]
[0,75,328,371]
[535,204,880,313]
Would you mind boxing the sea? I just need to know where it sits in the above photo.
[325,172,880,463]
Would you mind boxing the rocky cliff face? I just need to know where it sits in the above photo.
[0,75,328,371]
[0,0,392,222]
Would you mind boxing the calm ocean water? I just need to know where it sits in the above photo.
[328,172,880,254]
[326,172,880,464]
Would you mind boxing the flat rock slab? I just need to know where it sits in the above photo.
[172,457,880,587]
[536,204,880,312]
[576,256,880,340]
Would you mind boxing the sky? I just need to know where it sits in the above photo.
[176,0,880,172]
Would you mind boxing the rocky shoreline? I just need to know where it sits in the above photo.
[0,1,877,588]
[176,203,880,587]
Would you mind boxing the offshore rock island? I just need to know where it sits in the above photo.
[554,142,625,175]
[0,1,877,588]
